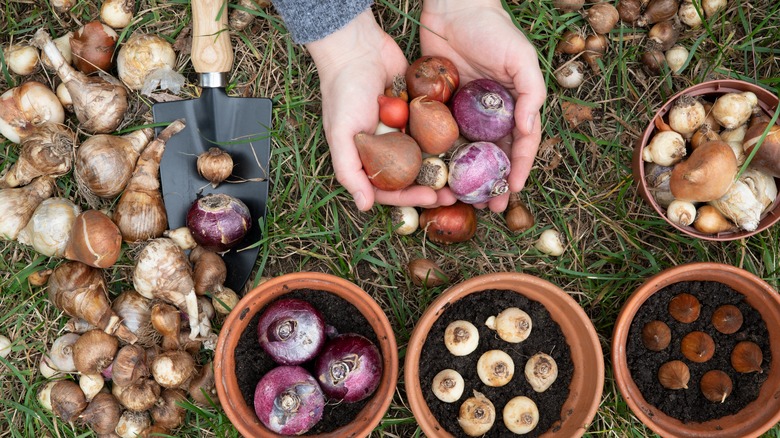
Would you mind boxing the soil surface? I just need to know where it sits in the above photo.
[626,280,771,422]
[234,288,379,434]
[419,289,573,438]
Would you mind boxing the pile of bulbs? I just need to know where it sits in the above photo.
[0,5,256,437]
[432,307,560,436]
[642,90,779,234]
[552,0,729,89]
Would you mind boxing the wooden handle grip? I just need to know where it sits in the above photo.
[191,0,233,73]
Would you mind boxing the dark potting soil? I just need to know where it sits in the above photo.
[626,280,771,423]
[234,289,380,434]
[419,289,574,438]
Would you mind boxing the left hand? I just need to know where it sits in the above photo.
[420,0,547,212]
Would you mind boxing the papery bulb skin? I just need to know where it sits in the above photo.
[254,366,325,435]
[448,142,510,204]
[186,193,251,252]
[17,197,81,257]
[0,176,57,241]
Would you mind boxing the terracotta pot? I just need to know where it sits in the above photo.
[612,262,780,437]
[214,272,399,437]
[405,272,604,437]
[632,79,780,241]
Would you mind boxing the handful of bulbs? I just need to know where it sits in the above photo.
[642,90,779,235]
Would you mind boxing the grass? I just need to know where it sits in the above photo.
[1,0,780,436]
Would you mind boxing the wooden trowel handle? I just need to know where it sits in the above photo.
[191,0,233,74]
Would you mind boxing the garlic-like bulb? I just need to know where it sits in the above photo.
[0,176,57,241]
[32,28,129,134]
[554,61,585,89]
[668,96,705,138]
[47,261,138,344]
[101,0,135,29]
[113,120,185,243]
[112,291,155,347]
[17,197,81,257]
[74,129,154,199]
[133,238,201,339]
[645,163,675,208]
[643,130,687,166]
[150,350,197,388]
[666,199,697,226]
[117,33,184,95]
[2,122,76,188]
[534,228,565,256]
[0,334,11,359]
[0,81,65,144]
[710,168,778,231]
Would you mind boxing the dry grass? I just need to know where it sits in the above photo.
[1,0,780,436]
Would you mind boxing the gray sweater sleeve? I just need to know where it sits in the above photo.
[270,0,374,44]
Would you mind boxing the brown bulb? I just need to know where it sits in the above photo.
[64,210,123,269]
[731,341,763,374]
[408,258,449,287]
[668,293,701,323]
[50,380,88,422]
[505,193,535,232]
[681,331,715,363]
[641,320,671,351]
[711,304,743,334]
[700,370,732,403]
[555,30,586,55]
[197,147,233,188]
[657,360,690,390]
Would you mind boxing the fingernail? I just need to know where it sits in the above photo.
[526,113,536,133]
[354,191,368,210]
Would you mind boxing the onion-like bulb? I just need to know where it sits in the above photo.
[17,197,81,257]
[72,329,119,375]
[70,21,118,74]
[191,246,227,296]
[48,261,137,344]
[78,393,122,435]
[485,307,532,343]
[503,396,539,434]
[432,369,465,403]
[150,388,187,430]
[63,209,123,269]
[74,128,154,199]
[113,120,185,243]
[197,147,234,187]
[117,33,185,95]
[50,379,88,422]
[112,378,160,412]
[1,122,76,188]
[111,344,149,387]
[0,175,57,241]
[32,28,129,134]
[189,361,219,407]
[476,349,515,387]
[46,332,80,373]
[0,81,65,144]
[444,320,479,356]
[525,352,559,392]
[668,95,705,138]
[133,238,201,340]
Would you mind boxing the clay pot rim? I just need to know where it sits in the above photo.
[404,271,604,438]
[213,271,399,438]
[632,79,780,241]
[611,262,780,438]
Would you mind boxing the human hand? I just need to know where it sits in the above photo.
[420,0,547,212]
[306,10,446,211]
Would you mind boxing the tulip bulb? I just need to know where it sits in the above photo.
[64,210,123,268]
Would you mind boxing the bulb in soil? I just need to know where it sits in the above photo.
[458,390,496,437]
[658,360,690,390]
[477,349,515,387]
[641,320,671,351]
[524,352,558,392]
[444,320,479,356]
[503,396,539,434]
[485,307,532,343]
[431,369,465,403]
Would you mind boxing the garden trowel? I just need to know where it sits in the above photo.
[153,0,272,294]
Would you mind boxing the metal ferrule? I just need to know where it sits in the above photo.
[199,72,228,88]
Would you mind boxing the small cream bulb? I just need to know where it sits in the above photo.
[485,307,532,343]
[525,352,559,392]
[431,369,465,403]
[458,390,496,437]
[534,229,565,257]
[444,320,479,356]
[503,396,539,434]
[477,350,515,387]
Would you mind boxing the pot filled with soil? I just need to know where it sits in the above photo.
[214,272,399,437]
[632,79,780,241]
[612,262,780,438]
[405,272,604,437]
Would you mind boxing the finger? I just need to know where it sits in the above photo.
[374,185,438,207]
[487,191,510,213]
[328,123,377,211]
[507,111,542,192]
[511,61,547,136]
[418,187,459,209]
